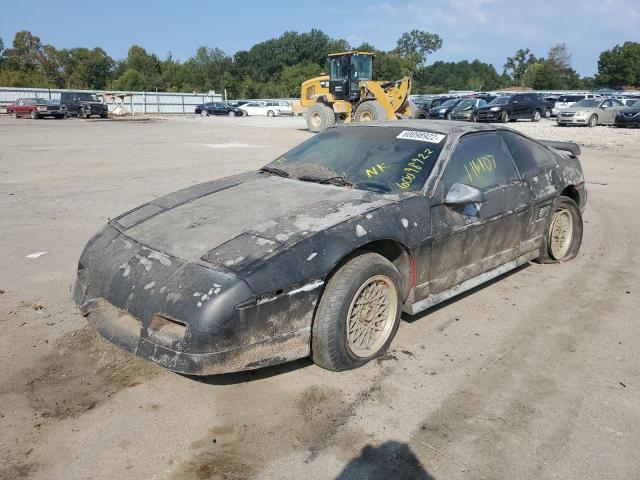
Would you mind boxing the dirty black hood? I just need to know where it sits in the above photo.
[111,172,398,265]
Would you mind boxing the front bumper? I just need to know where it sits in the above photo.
[615,115,640,127]
[74,225,319,374]
[450,111,473,121]
[476,110,502,122]
[556,114,588,125]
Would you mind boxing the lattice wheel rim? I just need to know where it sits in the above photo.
[549,208,573,259]
[346,275,398,357]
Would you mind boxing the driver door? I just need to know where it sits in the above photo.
[427,132,531,295]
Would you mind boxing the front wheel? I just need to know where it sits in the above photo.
[445,112,452,120]
[200,109,208,117]
[588,114,598,127]
[536,196,583,264]
[306,103,336,133]
[79,108,88,119]
[544,109,552,118]
[10,110,17,118]
[267,110,275,117]
[470,113,477,122]
[312,252,402,371]
[532,110,541,122]
[353,101,387,123]
[30,110,39,119]
[501,111,509,123]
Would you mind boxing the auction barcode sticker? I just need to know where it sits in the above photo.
[396,130,446,143]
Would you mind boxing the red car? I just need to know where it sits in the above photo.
[7,98,67,119]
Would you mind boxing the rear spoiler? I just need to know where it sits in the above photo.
[540,140,581,156]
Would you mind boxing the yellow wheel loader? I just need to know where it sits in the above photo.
[300,51,414,133]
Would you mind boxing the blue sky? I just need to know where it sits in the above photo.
[1,0,638,76]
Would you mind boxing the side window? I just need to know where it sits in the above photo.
[512,95,523,103]
[443,133,519,192]
[499,130,555,178]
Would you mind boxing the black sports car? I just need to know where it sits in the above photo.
[614,100,640,127]
[195,102,243,117]
[74,121,587,375]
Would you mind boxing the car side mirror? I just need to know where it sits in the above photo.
[444,183,485,205]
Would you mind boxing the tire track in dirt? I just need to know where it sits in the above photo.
[169,363,397,480]
[405,194,634,478]
[0,326,166,479]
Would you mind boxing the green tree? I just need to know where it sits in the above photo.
[119,45,163,90]
[114,68,146,91]
[395,29,443,70]
[280,62,321,97]
[503,48,537,85]
[596,42,640,87]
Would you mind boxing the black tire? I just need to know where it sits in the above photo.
[100,113,108,119]
[267,110,275,117]
[588,114,598,127]
[312,252,403,371]
[200,109,208,117]
[306,103,336,133]
[79,108,87,119]
[535,195,583,264]
[501,111,509,123]
[10,110,17,118]
[445,112,452,120]
[532,109,542,122]
[470,113,477,122]
[544,109,552,118]
[228,111,234,117]
[353,101,387,123]
[55,115,64,119]
[30,110,39,119]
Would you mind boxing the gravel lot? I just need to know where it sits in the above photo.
[1,114,639,480]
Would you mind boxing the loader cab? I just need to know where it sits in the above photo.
[328,52,374,102]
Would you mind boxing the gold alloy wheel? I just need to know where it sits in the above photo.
[310,110,323,129]
[549,208,574,259]
[347,275,398,357]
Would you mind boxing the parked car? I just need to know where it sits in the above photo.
[449,98,488,122]
[429,98,465,119]
[557,98,626,127]
[266,100,293,115]
[543,96,558,118]
[476,93,547,123]
[195,102,243,117]
[7,98,66,119]
[74,121,586,374]
[552,94,600,116]
[614,100,640,128]
[60,91,108,118]
[238,101,281,117]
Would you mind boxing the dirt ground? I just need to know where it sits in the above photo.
[1,115,639,480]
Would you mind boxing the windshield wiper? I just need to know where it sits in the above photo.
[297,175,353,187]
[260,166,290,178]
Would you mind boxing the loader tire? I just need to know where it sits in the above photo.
[307,103,336,133]
[354,101,387,123]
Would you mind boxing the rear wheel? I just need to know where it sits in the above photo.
[306,103,336,133]
[536,196,583,264]
[532,109,542,122]
[588,114,598,127]
[544,109,552,118]
[353,101,387,123]
[312,252,402,371]
[228,111,235,117]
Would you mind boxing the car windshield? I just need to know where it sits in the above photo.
[573,99,599,108]
[261,126,447,193]
[489,97,510,105]
[558,95,583,103]
[76,93,99,102]
[455,99,475,110]
[439,99,458,108]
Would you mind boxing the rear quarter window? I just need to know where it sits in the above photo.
[499,130,556,178]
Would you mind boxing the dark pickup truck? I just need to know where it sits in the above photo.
[61,92,109,118]
[476,93,547,123]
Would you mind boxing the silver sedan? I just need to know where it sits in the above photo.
[557,98,626,127]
